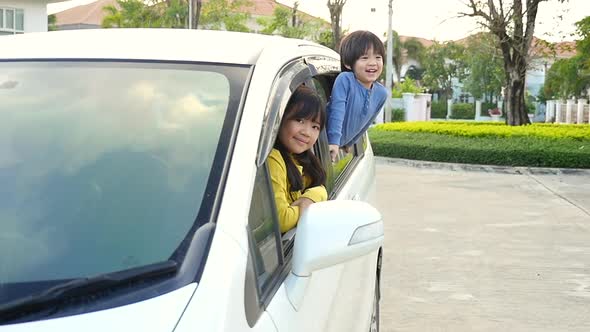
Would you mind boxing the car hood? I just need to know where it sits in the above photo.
[1,283,197,332]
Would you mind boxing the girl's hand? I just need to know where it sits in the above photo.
[329,144,339,162]
[291,197,315,215]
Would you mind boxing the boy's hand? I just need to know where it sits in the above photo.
[329,144,339,162]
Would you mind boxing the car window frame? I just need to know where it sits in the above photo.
[309,72,368,199]
[245,57,313,326]
[244,54,373,325]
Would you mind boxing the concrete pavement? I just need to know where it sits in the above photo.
[374,158,590,332]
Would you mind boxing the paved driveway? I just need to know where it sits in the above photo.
[375,158,590,332]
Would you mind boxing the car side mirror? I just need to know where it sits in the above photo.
[292,200,383,276]
[284,200,383,310]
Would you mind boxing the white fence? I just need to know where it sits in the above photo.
[545,99,590,124]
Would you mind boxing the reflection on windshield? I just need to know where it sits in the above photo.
[0,62,234,295]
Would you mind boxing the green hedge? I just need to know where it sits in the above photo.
[430,102,476,119]
[374,121,590,141]
[369,130,590,168]
[451,103,475,119]
[431,101,447,118]
[392,108,405,122]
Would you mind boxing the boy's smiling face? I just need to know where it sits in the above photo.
[346,47,383,89]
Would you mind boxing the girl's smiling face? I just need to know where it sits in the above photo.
[279,113,321,154]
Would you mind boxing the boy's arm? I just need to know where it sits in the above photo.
[327,74,349,146]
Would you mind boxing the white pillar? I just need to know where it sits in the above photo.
[424,93,432,121]
[415,93,432,121]
[566,99,575,124]
[577,99,587,124]
[475,100,482,121]
[402,93,415,121]
[446,99,453,120]
[555,101,563,124]
[545,100,553,123]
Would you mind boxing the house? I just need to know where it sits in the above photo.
[396,35,433,80]
[0,0,66,35]
[526,38,577,97]
[52,0,117,30]
[53,0,328,33]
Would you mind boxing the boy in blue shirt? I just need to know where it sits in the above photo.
[327,30,388,161]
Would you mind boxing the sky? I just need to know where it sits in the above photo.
[48,0,589,42]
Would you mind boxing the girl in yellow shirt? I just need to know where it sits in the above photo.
[268,86,328,233]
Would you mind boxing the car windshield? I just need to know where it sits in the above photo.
[0,61,249,304]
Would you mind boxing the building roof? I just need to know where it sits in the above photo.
[399,35,434,48]
[54,0,118,26]
[531,37,577,59]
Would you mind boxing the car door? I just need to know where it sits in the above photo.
[244,55,380,332]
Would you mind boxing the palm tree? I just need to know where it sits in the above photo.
[386,31,425,82]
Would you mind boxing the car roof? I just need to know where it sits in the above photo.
[0,29,334,64]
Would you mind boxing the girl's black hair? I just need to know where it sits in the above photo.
[339,30,386,72]
[274,85,326,194]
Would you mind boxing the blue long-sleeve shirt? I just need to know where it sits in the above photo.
[326,72,388,147]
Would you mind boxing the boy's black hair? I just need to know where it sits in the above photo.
[274,85,326,194]
[339,30,386,72]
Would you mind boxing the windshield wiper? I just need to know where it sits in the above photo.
[0,260,178,324]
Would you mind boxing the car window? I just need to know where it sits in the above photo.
[310,75,363,197]
[247,164,282,293]
[0,61,250,305]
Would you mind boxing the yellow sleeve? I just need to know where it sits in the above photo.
[267,150,300,233]
[301,185,328,203]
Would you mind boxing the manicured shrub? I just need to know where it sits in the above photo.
[451,103,475,119]
[391,78,422,98]
[374,121,590,141]
[392,108,405,122]
[369,129,590,168]
[431,101,447,119]
[369,122,590,168]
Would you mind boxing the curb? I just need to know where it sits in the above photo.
[375,156,590,176]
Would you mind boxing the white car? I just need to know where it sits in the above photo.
[0,29,384,332]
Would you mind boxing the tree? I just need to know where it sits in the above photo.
[542,16,590,100]
[258,4,331,41]
[102,0,252,31]
[257,6,308,38]
[462,0,567,125]
[48,14,58,31]
[315,29,335,49]
[462,32,504,102]
[385,31,426,82]
[189,0,202,29]
[575,16,590,82]
[199,0,252,32]
[544,56,589,99]
[102,0,181,28]
[327,0,346,51]
[421,42,467,100]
